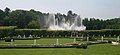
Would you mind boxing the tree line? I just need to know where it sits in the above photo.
[83,18,120,30]
[0,7,120,30]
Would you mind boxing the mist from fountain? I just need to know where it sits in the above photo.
[47,14,86,31]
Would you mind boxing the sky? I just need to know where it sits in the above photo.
[0,0,120,19]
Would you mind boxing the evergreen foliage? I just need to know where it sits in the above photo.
[0,7,120,30]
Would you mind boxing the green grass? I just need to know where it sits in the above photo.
[0,38,120,55]
[0,38,74,44]
[0,44,120,55]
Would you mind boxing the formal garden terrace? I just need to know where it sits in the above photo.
[0,0,120,54]
[0,26,120,55]
[0,26,120,48]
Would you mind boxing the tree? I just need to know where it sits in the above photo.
[28,20,40,28]
[0,9,5,25]
[1,8,120,30]
[5,7,10,16]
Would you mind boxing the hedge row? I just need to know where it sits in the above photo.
[0,26,16,38]
[81,29,120,37]
[14,29,73,37]
[0,28,120,38]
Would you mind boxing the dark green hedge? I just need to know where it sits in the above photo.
[81,29,120,37]
[0,26,16,39]
[14,29,74,38]
[1,28,120,38]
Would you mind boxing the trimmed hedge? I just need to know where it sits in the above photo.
[1,28,120,38]
[81,29,120,37]
[0,26,16,39]
[14,29,74,38]
[14,29,120,38]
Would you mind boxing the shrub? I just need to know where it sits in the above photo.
[76,43,88,49]
[0,26,16,38]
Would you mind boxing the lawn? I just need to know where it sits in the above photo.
[0,38,120,55]
[0,44,120,55]
[0,38,74,44]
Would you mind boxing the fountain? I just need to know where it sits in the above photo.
[29,35,32,38]
[47,14,86,31]
[34,39,36,45]
[23,35,25,38]
[117,36,119,41]
[18,35,21,38]
[11,39,13,45]
[73,38,76,43]
[56,39,59,45]
[87,37,89,41]
[101,36,104,41]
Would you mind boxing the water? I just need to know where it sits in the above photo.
[56,39,59,45]
[117,36,119,41]
[87,37,89,41]
[11,39,13,45]
[101,36,104,41]
[34,39,36,45]
[73,38,76,43]
[47,14,86,31]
